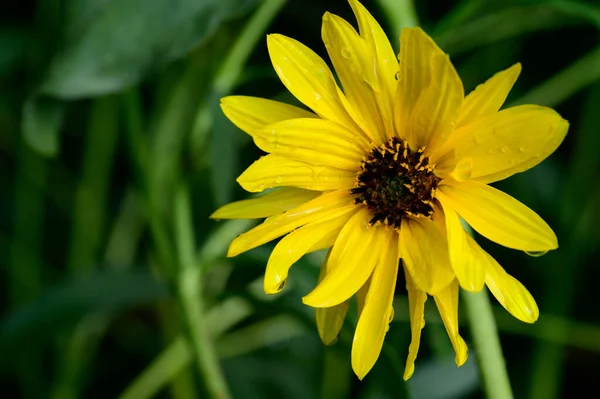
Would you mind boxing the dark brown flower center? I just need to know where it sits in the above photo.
[349,137,441,229]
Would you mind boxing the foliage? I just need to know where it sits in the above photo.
[1,0,599,398]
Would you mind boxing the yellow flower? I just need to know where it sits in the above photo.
[211,0,568,380]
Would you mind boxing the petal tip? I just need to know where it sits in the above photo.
[264,277,287,294]
[403,363,415,381]
[226,240,242,257]
[455,339,469,367]
[351,360,370,381]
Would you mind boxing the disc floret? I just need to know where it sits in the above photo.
[350,138,441,229]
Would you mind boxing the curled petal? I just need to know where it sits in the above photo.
[433,279,469,367]
[316,250,351,345]
[352,231,399,379]
[403,265,427,381]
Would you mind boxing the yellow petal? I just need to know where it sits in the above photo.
[316,250,351,345]
[481,239,539,323]
[395,27,463,152]
[264,210,357,293]
[352,231,399,379]
[220,96,317,150]
[399,217,455,294]
[355,277,371,319]
[237,154,356,193]
[302,207,384,307]
[439,180,558,252]
[456,63,521,128]
[227,189,354,256]
[437,197,485,292]
[348,0,397,106]
[266,34,358,132]
[434,105,569,183]
[403,265,427,381]
[254,118,368,171]
[210,187,321,219]
[432,279,468,367]
[322,12,386,143]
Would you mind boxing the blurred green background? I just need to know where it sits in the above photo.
[1,0,599,398]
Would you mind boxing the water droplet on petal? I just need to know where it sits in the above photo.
[524,250,548,257]
[387,306,395,323]
[519,146,526,152]
[500,146,509,153]
[275,176,283,184]
[451,157,472,182]
[341,47,351,59]
[275,279,287,292]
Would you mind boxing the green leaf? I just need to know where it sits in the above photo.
[0,270,168,366]
[435,4,585,56]
[407,355,479,399]
[40,0,257,99]
[22,95,66,157]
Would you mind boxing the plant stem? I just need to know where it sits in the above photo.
[174,185,231,399]
[377,0,419,35]
[463,289,514,399]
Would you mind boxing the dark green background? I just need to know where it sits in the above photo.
[1,0,599,398]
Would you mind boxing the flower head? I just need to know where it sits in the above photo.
[212,0,568,380]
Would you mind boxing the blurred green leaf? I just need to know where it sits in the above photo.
[40,0,257,99]
[436,3,585,55]
[407,355,479,399]
[511,46,600,107]
[0,270,168,366]
[119,297,253,399]
[203,0,286,205]
[217,315,307,359]
[0,28,27,79]
[22,95,65,157]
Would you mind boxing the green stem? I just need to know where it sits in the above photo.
[463,289,514,399]
[376,0,419,35]
[212,0,287,94]
[174,185,231,399]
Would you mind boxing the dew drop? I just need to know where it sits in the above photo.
[519,145,526,152]
[524,250,548,257]
[420,317,426,329]
[275,176,283,183]
[275,279,287,292]
[451,157,472,181]
[341,47,351,59]
[500,146,509,153]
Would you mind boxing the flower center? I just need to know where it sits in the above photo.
[350,137,441,229]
